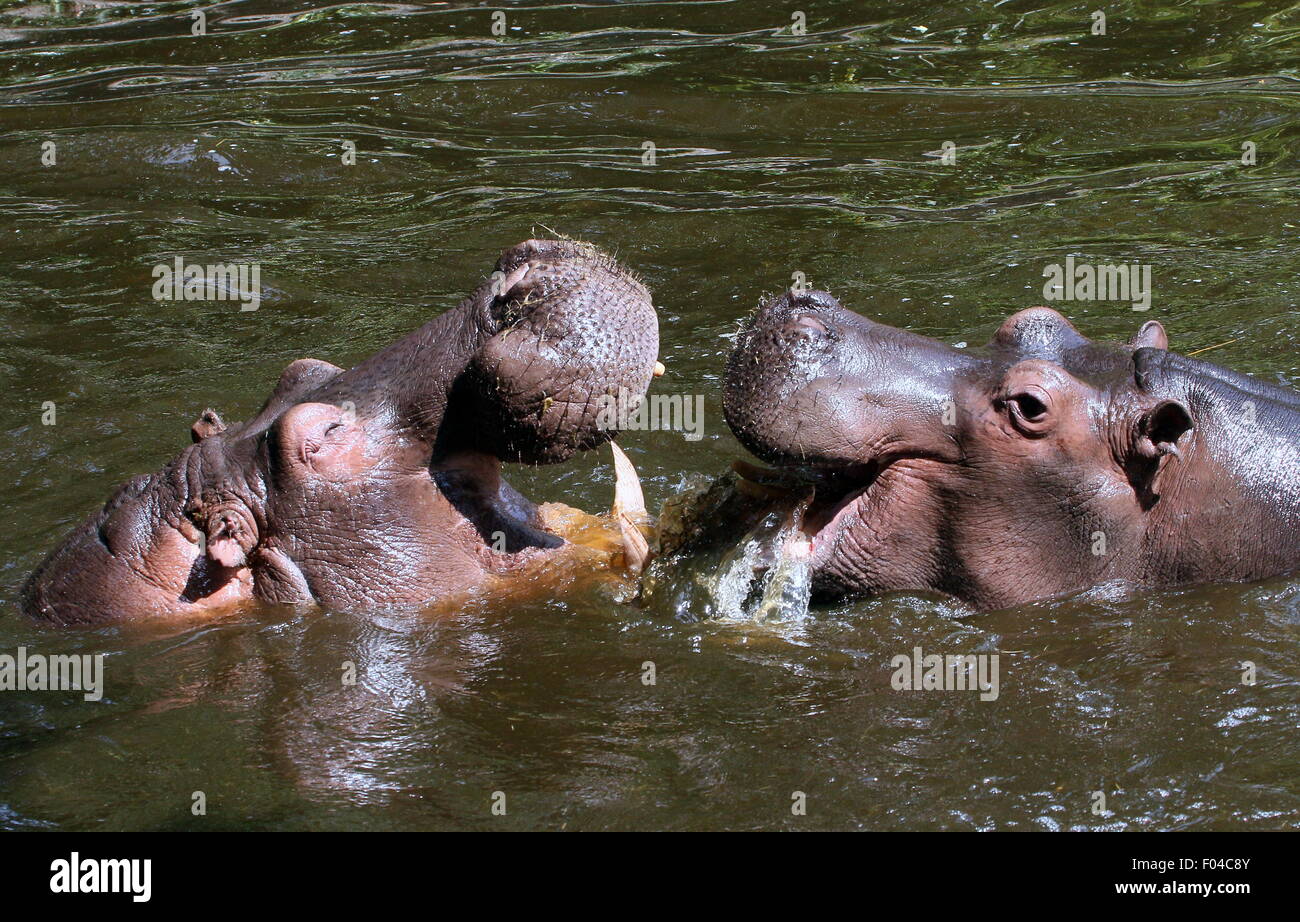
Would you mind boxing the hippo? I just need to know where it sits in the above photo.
[723,291,1300,610]
[21,239,659,625]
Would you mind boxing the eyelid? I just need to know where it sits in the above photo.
[1000,384,1053,435]
[1011,392,1048,420]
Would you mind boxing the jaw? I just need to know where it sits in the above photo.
[733,455,948,598]
[451,240,660,467]
[431,442,650,576]
[432,451,566,571]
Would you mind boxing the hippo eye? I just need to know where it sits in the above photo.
[1009,392,1048,422]
[1002,386,1055,436]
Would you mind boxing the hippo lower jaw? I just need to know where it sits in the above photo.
[434,451,566,561]
[732,455,938,582]
[800,469,881,566]
[431,443,649,575]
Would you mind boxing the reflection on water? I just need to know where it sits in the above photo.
[1,0,1299,830]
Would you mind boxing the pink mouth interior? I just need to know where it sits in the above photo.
[732,459,881,555]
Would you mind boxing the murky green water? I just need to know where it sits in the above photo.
[2,0,1298,830]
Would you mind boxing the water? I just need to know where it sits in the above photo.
[1,0,1299,830]
[656,486,814,624]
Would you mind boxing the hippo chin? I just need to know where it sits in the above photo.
[23,239,659,625]
[724,292,1300,610]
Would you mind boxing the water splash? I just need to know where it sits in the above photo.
[699,499,813,625]
[752,532,813,625]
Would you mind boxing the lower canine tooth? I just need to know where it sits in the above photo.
[617,513,650,575]
[609,440,650,574]
[610,440,646,519]
[786,537,812,560]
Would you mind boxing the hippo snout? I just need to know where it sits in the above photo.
[458,240,660,465]
[725,288,967,472]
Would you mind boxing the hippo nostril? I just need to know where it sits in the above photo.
[794,315,828,335]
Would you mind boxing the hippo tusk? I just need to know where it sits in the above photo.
[617,515,650,576]
[1162,443,1182,460]
[610,440,650,574]
[610,440,646,519]
[496,262,531,298]
[653,361,665,378]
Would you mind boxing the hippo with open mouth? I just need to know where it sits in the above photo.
[723,291,1300,610]
[22,239,659,625]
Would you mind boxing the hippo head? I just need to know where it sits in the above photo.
[724,292,1300,609]
[23,239,659,625]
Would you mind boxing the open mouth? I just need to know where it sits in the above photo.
[432,452,567,562]
[432,442,651,572]
[731,458,882,560]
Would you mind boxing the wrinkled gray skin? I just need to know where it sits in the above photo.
[23,240,659,625]
[724,291,1300,609]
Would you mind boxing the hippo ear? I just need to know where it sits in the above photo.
[191,408,226,443]
[1136,399,1193,461]
[1130,320,1168,351]
[274,402,369,482]
[1128,399,1193,507]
